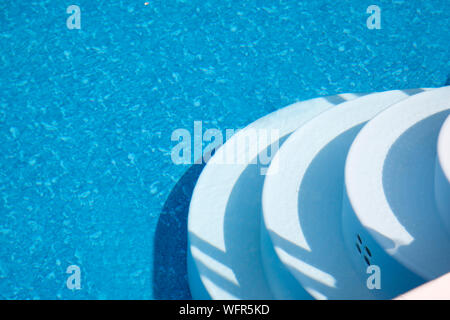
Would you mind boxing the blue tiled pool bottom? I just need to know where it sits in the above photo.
[0,0,449,299]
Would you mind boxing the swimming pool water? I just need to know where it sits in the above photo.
[0,0,449,299]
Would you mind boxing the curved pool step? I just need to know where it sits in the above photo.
[435,115,450,234]
[261,89,425,300]
[343,86,450,298]
[187,93,360,299]
[187,86,450,300]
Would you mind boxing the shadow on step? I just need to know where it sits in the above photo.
[382,109,450,276]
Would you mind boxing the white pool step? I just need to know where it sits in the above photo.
[343,86,450,297]
[435,115,450,234]
[187,93,360,299]
[261,89,426,300]
[187,86,450,300]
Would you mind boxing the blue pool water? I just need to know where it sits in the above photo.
[0,0,449,299]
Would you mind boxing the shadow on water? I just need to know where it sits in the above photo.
[153,163,206,300]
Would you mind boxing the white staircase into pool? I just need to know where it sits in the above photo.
[187,86,450,300]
